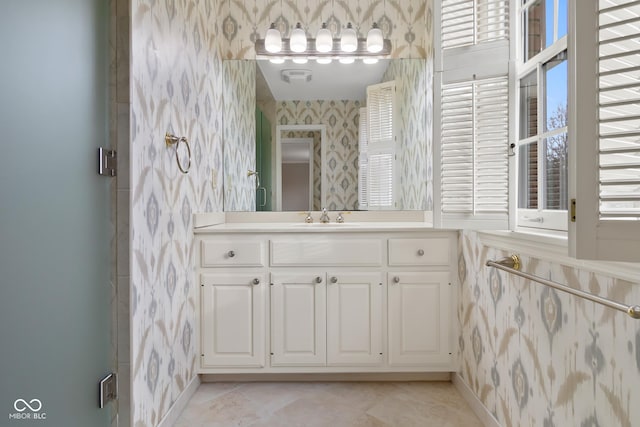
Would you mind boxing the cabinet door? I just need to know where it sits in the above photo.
[327,272,383,366]
[388,272,452,367]
[271,272,326,366]
[201,274,266,368]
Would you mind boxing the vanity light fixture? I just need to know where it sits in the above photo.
[339,57,355,64]
[366,23,384,53]
[363,57,379,64]
[264,23,282,53]
[315,23,333,52]
[340,23,358,53]
[255,22,391,62]
[292,57,309,64]
[290,23,307,53]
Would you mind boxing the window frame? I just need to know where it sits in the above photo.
[515,0,569,232]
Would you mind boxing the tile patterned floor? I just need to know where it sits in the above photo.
[173,381,484,427]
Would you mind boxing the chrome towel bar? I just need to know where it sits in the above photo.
[486,255,640,319]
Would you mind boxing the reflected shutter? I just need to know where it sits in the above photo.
[366,81,397,210]
[358,107,369,210]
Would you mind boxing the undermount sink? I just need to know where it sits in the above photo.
[292,222,361,227]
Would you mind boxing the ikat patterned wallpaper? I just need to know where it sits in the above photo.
[223,60,256,211]
[130,0,225,426]
[221,0,428,59]
[459,231,640,426]
[381,59,430,210]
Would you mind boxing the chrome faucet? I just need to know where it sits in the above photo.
[319,208,330,223]
[336,212,344,223]
[305,212,314,223]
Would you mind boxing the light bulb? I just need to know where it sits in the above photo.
[339,57,355,64]
[265,23,282,53]
[315,23,333,53]
[290,23,307,53]
[269,58,285,64]
[316,57,332,64]
[340,23,358,53]
[363,58,379,64]
[366,23,383,53]
[292,57,308,64]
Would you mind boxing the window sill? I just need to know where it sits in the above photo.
[477,229,640,283]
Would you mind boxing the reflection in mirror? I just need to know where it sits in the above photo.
[222,58,431,212]
[275,125,326,211]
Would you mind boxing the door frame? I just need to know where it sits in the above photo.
[275,124,326,211]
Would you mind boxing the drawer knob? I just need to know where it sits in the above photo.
[417,249,425,256]
[227,250,236,258]
[330,276,338,284]
[393,276,400,284]
[252,278,260,285]
[315,276,323,284]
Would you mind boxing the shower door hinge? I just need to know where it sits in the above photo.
[98,147,117,177]
[98,372,117,408]
[570,198,576,223]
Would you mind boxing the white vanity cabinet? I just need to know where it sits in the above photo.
[200,273,267,368]
[270,271,327,366]
[270,271,384,367]
[196,225,456,374]
[387,272,451,366]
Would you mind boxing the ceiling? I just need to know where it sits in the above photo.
[257,59,390,102]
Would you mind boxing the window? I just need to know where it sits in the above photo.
[516,0,568,231]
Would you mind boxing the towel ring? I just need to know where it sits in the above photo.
[165,133,191,174]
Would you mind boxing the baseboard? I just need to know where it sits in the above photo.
[452,373,500,427]
[200,372,451,382]
[157,375,201,427]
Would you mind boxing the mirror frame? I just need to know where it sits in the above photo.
[275,124,327,211]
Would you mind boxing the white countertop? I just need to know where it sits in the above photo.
[194,221,435,234]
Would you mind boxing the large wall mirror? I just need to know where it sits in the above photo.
[222,58,431,211]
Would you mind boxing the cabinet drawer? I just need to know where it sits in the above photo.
[271,239,382,267]
[388,238,450,266]
[201,239,265,267]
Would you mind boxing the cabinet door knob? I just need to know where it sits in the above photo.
[330,276,338,284]
[393,276,400,284]
[252,278,260,285]
[417,249,425,256]
[227,250,235,258]
[315,276,323,284]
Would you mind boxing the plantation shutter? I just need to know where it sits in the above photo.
[440,77,509,214]
[358,107,369,210]
[571,0,640,261]
[434,0,511,229]
[441,0,509,50]
[366,81,397,210]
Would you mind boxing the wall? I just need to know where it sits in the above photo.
[221,0,428,60]
[382,59,431,210]
[458,231,640,426]
[277,100,362,210]
[130,1,225,426]
[223,60,257,211]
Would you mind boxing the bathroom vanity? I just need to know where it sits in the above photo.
[194,219,457,374]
